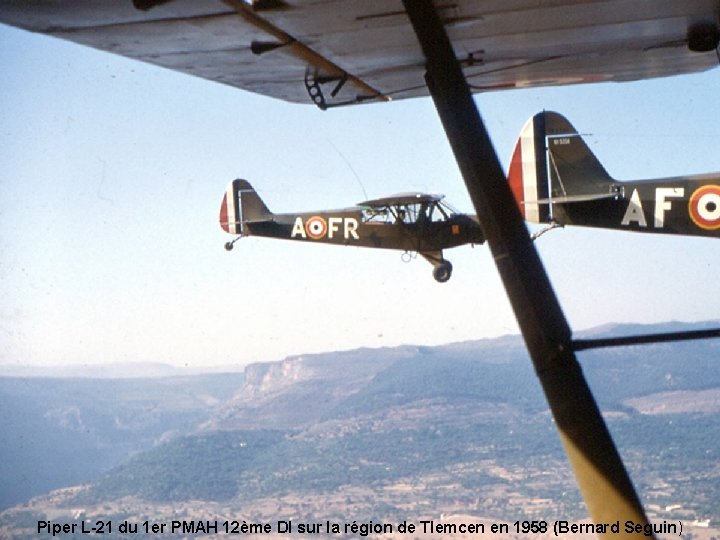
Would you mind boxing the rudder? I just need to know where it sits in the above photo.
[219,179,272,234]
[508,112,551,223]
[508,111,615,223]
[543,111,614,199]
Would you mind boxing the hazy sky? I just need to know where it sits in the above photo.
[1,23,719,369]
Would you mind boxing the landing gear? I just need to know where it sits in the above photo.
[432,260,452,283]
[224,237,241,251]
[531,222,564,241]
[419,251,452,282]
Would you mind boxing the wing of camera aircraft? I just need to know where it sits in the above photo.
[0,1,718,109]
[509,110,720,237]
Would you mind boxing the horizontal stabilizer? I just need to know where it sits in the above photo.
[509,111,617,224]
[219,179,274,235]
[243,218,275,224]
[527,191,622,205]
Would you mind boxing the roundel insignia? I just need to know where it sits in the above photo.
[305,216,328,239]
[689,185,720,230]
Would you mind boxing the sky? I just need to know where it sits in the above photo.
[1,23,720,370]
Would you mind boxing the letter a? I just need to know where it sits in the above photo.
[621,189,647,227]
[291,217,306,238]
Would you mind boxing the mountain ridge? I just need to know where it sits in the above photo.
[1,320,719,537]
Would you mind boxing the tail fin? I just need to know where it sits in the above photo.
[508,111,615,223]
[219,179,273,234]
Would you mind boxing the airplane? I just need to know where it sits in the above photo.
[510,111,720,238]
[4,0,720,533]
[220,110,719,283]
[219,179,485,282]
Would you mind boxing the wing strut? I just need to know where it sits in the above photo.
[222,0,389,109]
[402,1,654,535]
[574,327,720,351]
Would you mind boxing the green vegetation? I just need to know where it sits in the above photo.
[2,322,719,532]
[86,430,284,502]
[0,373,244,509]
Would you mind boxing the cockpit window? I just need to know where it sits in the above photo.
[361,207,392,223]
[361,199,457,225]
[437,200,458,218]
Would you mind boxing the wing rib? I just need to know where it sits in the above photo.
[222,0,390,108]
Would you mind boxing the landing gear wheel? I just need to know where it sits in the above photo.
[224,236,242,251]
[432,260,453,283]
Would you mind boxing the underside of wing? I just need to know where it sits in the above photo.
[1,0,718,107]
[358,193,444,207]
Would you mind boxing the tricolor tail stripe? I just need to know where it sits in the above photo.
[508,112,550,223]
[219,180,241,234]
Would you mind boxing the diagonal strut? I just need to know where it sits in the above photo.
[402,1,654,535]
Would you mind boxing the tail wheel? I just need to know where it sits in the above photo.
[432,260,452,283]
[224,237,241,251]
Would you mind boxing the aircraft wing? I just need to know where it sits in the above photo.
[358,193,443,207]
[1,1,718,108]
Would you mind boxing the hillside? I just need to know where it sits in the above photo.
[1,322,719,538]
[0,373,244,510]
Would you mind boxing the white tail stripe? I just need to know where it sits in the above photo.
[226,183,238,234]
[520,121,540,222]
